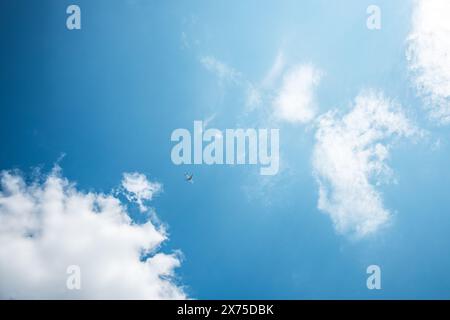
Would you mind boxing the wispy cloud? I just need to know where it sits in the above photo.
[406,0,450,124]
[199,53,323,126]
[0,168,185,299]
[262,51,285,88]
[245,84,262,111]
[312,90,419,238]
[200,55,264,114]
[200,56,242,83]
[122,172,162,213]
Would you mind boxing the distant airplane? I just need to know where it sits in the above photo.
[184,173,194,183]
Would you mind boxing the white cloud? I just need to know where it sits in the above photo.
[198,53,323,125]
[245,84,262,110]
[273,64,322,124]
[312,90,418,238]
[406,0,450,124]
[0,168,185,299]
[200,56,241,83]
[262,51,285,88]
[181,31,190,49]
[122,172,161,212]
[203,113,217,129]
[200,55,265,114]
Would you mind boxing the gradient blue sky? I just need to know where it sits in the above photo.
[1,0,450,299]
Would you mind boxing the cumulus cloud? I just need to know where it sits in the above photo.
[273,64,322,124]
[122,172,161,212]
[406,0,450,124]
[0,168,185,299]
[312,90,418,238]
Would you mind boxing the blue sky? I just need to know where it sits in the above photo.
[1,0,450,299]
